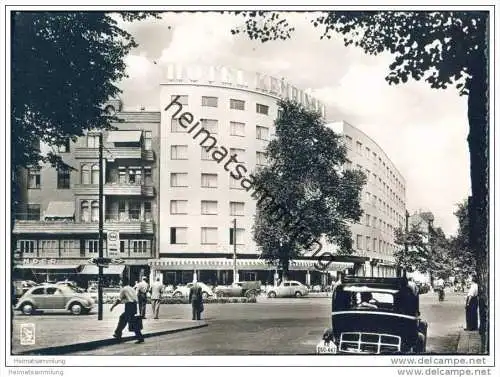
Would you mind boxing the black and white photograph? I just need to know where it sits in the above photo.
[1,1,498,374]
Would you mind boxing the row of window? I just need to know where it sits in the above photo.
[85,131,153,150]
[170,200,244,216]
[174,95,270,115]
[364,191,404,226]
[363,213,397,235]
[171,119,270,140]
[345,135,404,192]
[170,172,252,189]
[17,239,152,255]
[355,234,395,255]
[171,146,268,165]
[170,227,245,245]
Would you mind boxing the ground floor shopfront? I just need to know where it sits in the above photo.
[13,258,150,289]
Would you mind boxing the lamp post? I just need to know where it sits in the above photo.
[232,218,238,283]
[98,132,104,320]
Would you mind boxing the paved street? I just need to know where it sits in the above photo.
[12,290,467,355]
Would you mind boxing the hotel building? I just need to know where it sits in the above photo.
[12,64,407,286]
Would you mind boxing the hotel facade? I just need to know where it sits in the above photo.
[12,64,406,287]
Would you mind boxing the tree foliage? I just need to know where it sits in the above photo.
[252,100,366,275]
[11,11,159,170]
[448,199,476,276]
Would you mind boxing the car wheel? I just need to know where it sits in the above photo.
[295,291,302,298]
[202,291,209,299]
[268,291,277,298]
[21,303,34,315]
[173,292,183,298]
[70,303,83,315]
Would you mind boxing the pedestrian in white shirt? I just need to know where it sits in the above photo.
[110,278,144,343]
[136,277,149,319]
[465,275,479,331]
[150,277,164,320]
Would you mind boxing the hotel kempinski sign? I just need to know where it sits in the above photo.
[163,63,327,117]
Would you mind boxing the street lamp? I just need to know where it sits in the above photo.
[98,132,104,320]
[232,218,238,283]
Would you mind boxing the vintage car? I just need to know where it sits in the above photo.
[214,281,261,298]
[267,280,309,298]
[318,276,427,354]
[172,282,214,299]
[13,280,38,303]
[15,284,96,315]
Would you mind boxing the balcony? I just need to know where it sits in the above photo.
[104,182,155,197]
[74,147,155,161]
[13,219,155,234]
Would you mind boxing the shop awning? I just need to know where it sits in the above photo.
[16,264,80,270]
[80,265,125,275]
[107,131,142,143]
[44,201,75,219]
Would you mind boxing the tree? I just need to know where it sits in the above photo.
[252,100,366,278]
[449,199,476,278]
[232,10,489,352]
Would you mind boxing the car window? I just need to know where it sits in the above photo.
[291,282,300,286]
[284,282,290,287]
[31,288,45,295]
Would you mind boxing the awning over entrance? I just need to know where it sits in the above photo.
[44,201,75,219]
[107,130,142,143]
[80,265,125,275]
[16,264,80,270]
[149,258,354,272]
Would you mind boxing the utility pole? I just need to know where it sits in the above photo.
[404,210,409,271]
[98,132,104,320]
[427,218,434,287]
[233,218,238,283]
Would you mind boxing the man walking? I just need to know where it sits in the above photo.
[110,278,144,344]
[150,276,164,320]
[135,276,149,319]
[465,275,479,331]
[189,282,203,320]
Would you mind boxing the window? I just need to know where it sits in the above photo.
[366,236,371,251]
[18,240,35,254]
[144,167,153,185]
[256,103,269,115]
[201,227,218,244]
[144,131,152,150]
[61,240,78,254]
[230,121,245,136]
[365,146,370,158]
[201,119,218,134]
[28,168,41,189]
[372,216,377,228]
[356,141,363,153]
[91,201,99,222]
[171,95,188,106]
[345,135,353,148]
[87,134,99,148]
[230,176,243,189]
[201,146,213,160]
[118,200,126,221]
[201,173,217,188]
[202,96,218,107]
[144,201,152,221]
[229,228,245,245]
[170,227,187,244]
[345,160,352,170]
[25,204,40,221]
[130,240,150,254]
[356,164,363,171]
[40,240,57,255]
[81,164,90,184]
[129,201,141,220]
[277,109,283,119]
[58,138,71,153]
[86,240,99,253]
[57,167,70,189]
[373,238,377,252]
[230,99,245,110]
[171,145,188,160]
[379,240,382,253]
[171,173,188,187]
[91,164,99,184]
[171,118,185,133]
[256,151,267,166]
[201,200,218,215]
[80,201,90,222]
[230,202,245,216]
[365,214,371,226]
[356,235,363,250]
[256,126,269,140]
[365,192,371,202]
[230,148,246,162]
[31,288,45,295]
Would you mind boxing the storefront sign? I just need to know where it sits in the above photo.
[107,231,120,257]
[22,258,57,265]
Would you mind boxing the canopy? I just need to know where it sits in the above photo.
[16,264,80,270]
[44,201,75,219]
[80,265,125,275]
[107,131,142,143]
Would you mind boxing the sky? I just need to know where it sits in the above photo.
[115,12,471,236]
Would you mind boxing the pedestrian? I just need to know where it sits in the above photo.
[189,282,203,320]
[465,275,479,331]
[110,277,144,344]
[135,276,149,319]
[407,277,419,296]
[150,276,164,320]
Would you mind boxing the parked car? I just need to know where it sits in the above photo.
[267,280,309,298]
[172,282,213,299]
[15,284,95,315]
[214,281,261,298]
[318,276,427,354]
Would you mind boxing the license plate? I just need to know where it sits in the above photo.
[316,341,337,354]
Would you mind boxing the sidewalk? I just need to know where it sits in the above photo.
[12,313,207,355]
[456,329,482,354]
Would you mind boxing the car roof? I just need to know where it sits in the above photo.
[339,276,407,290]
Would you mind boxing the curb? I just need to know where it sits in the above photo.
[13,322,208,356]
[456,329,482,354]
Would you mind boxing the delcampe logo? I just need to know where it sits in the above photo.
[20,323,36,345]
